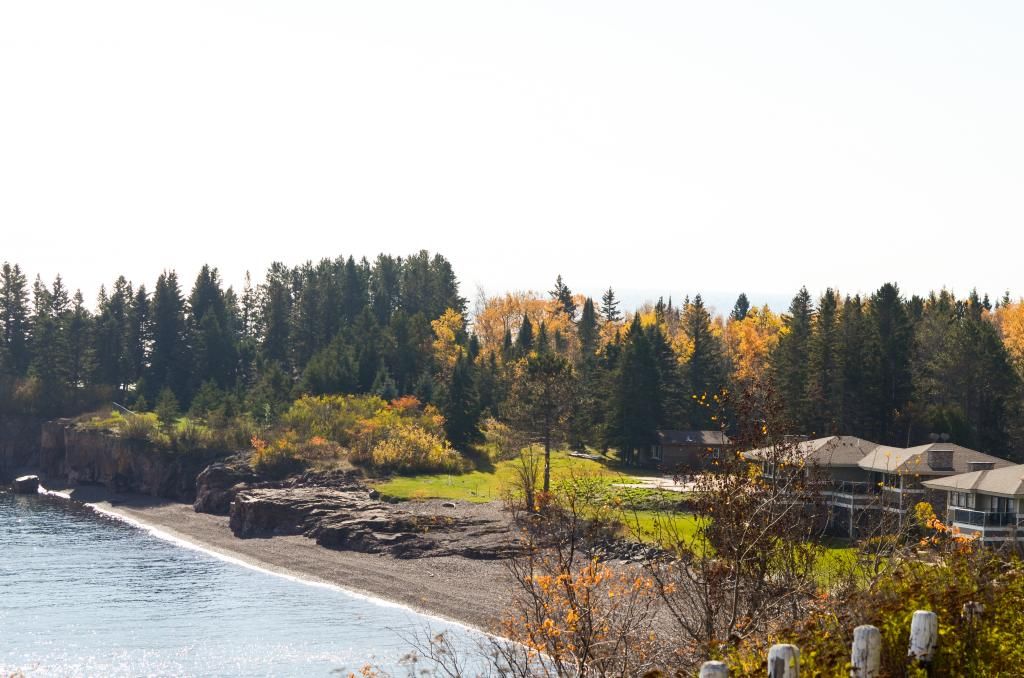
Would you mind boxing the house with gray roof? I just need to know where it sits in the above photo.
[856,442,1013,519]
[923,463,1024,547]
[743,437,1015,538]
[744,436,880,537]
[642,430,731,469]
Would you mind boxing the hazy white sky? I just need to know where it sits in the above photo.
[2,1,1022,312]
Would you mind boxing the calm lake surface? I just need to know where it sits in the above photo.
[0,490,485,677]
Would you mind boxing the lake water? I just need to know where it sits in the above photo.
[0,490,487,677]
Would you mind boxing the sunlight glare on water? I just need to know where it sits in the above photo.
[0,491,486,677]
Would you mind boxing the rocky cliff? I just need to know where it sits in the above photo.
[0,415,46,481]
[39,421,224,501]
[193,468,520,560]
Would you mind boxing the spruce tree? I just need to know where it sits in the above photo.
[127,285,149,386]
[771,287,815,431]
[805,288,842,435]
[682,295,727,428]
[600,287,622,324]
[442,353,481,449]
[260,262,292,369]
[0,263,31,376]
[549,274,577,321]
[147,271,188,403]
[28,276,63,411]
[93,277,132,393]
[731,293,750,321]
[515,315,534,354]
[62,290,95,391]
[577,298,599,357]
[868,283,913,444]
[535,321,549,353]
[606,314,660,464]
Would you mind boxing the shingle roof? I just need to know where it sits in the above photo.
[922,464,1024,498]
[743,435,878,467]
[857,443,1013,476]
[656,430,731,446]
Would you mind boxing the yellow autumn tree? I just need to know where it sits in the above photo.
[431,308,463,383]
[994,300,1024,375]
[724,305,782,386]
[472,291,580,357]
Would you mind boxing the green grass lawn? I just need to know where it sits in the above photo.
[374,448,653,502]
[376,449,863,585]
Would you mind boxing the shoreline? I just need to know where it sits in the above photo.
[39,485,513,635]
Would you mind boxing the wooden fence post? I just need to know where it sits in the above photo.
[850,624,881,677]
[699,660,729,677]
[907,610,938,665]
[767,644,799,678]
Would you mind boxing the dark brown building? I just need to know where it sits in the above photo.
[638,430,732,469]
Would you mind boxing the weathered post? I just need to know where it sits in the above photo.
[767,644,799,678]
[699,660,728,677]
[850,624,881,677]
[907,610,938,665]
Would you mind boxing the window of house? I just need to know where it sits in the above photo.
[951,492,975,509]
[992,496,1014,513]
[651,445,662,461]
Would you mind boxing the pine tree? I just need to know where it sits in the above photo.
[260,262,292,369]
[147,271,188,402]
[61,290,95,390]
[577,298,599,357]
[535,321,549,353]
[805,288,842,435]
[28,276,63,411]
[93,277,132,393]
[371,363,399,401]
[189,266,237,392]
[868,283,913,444]
[731,293,750,321]
[443,353,481,449]
[516,315,534,354]
[648,321,686,427]
[122,285,148,387]
[771,287,815,431]
[600,287,622,324]
[370,254,402,324]
[155,386,180,430]
[0,263,31,376]
[506,350,574,492]
[549,274,577,321]
[682,295,727,428]
[606,314,660,464]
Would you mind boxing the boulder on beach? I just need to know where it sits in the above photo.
[13,475,40,494]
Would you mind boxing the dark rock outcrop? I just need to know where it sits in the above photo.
[0,415,46,481]
[193,458,260,514]
[12,474,40,494]
[39,421,225,501]
[228,484,519,560]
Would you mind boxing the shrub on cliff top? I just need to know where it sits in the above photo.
[282,394,445,450]
[120,412,160,441]
[362,423,465,474]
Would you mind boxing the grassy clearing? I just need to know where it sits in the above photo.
[374,448,655,503]
[622,510,703,544]
[375,448,863,584]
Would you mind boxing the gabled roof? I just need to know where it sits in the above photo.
[922,464,1024,498]
[743,435,878,467]
[656,430,731,446]
[857,443,1013,476]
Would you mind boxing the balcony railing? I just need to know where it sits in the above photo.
[949,508,1018,527]
[828,481,875,496]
